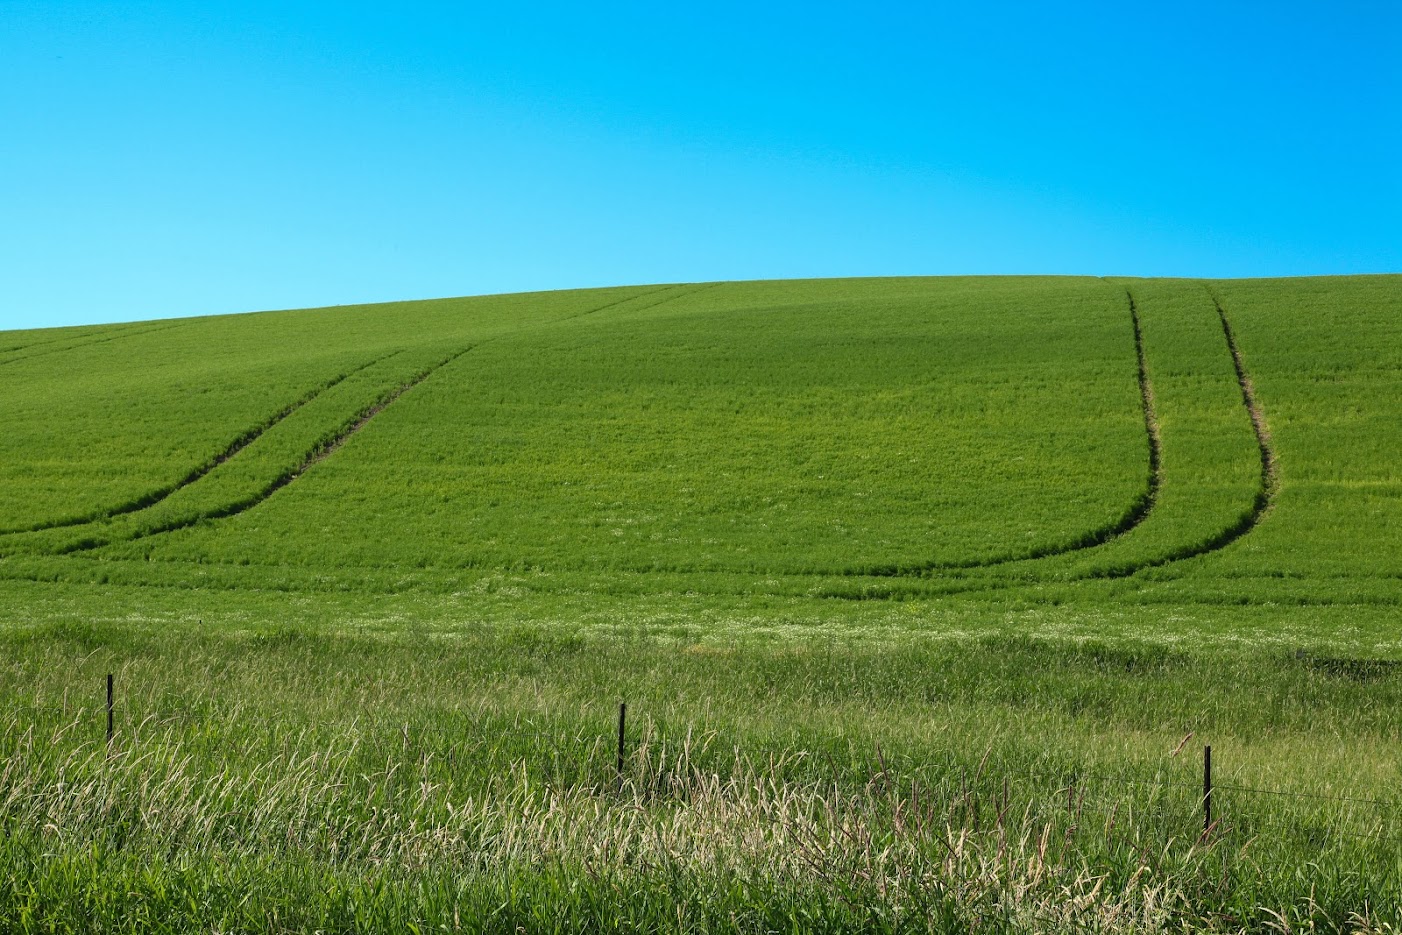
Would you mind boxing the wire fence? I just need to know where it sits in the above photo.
[6,677,1400,935]
[4,674,1401,842]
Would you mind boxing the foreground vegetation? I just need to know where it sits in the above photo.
[2,620,1400,933]
[1,274,1400,930]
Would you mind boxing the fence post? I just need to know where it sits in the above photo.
[616,701,627,784]
[1203,745,1212,833]
[106,673,114,746]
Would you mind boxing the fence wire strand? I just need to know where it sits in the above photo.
[4,697,1400,819]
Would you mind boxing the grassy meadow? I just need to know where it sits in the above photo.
[1,275,1400,932]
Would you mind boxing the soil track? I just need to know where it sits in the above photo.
[0,319,199,368]
[54,347,476,554]
[1080,288,1279,578]
[6,282,1277,582]
[1212,288,1279,525]
[0,352,399,536]
[850,285,1163,576]
[47,286,710,555]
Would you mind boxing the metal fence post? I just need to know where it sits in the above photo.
[616,702,627,784]
[106,673,114,746]
[1203,745,1212,833]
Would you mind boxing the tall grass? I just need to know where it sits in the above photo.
[1,624,1399,931]
[2,274,1401,929]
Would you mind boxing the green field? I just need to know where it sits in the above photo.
[2,275,1400,933]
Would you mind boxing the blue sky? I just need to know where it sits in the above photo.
[2,1,1398,330]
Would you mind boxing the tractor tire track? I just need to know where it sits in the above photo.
[26,286,707,559]
[0,319,200,368]
[55,347,476,554]
[69,286,712,547]
[826,285,1279,593]
[847,285,1163,577]
[0,352,400,537]
[860,283,1280,584]
[0,328,106,356]
[1212,287,1279,527]
[6,278,1267,592]
[8,286,680,534]
[542,281,722,330]
[278,349,473,486]
[1082,288,1278,577]
[549,284,686,325]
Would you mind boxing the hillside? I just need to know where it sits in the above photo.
[3,275,1402,931]
[1,275,1398,604]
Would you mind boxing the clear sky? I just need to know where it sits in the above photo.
[2,1,1399,331]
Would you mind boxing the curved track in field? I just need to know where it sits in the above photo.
[0,319,198,368]
[846,285,1163,576]
[0,353,400,537]
[64,281,1163,578]
[53,347,475,554]
[0,329,103,355]
[1,281,1277,590]
[1069,288,1279,579]
[924,286,1277,582]
[1212,288,1280,533]
[821,286,1281,596]
[48,285,704,555]
[1082,289,1278,576]
[647,281,1269,591]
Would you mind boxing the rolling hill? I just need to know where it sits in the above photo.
[2,275,1401,932]
[1,275,1398,601]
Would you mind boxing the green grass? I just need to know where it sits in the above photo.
[0,285,652,533]
[21,277,1154,575]
[1,274,1400,931]
[1,621,1400,933]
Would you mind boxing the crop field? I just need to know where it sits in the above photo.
[1,275,1400,932]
